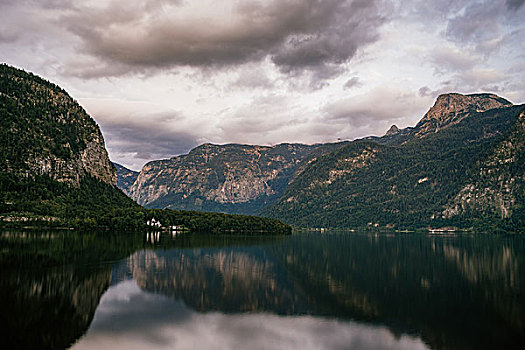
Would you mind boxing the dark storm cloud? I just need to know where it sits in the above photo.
[95,110,199,169]
[506,0,525,10]
[103,122,197,161]
[270,0,384,73]
[57,0,387,79]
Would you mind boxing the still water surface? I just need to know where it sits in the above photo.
[1,230,524,349]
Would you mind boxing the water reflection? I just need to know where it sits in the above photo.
[73,280,428,350]
[1,229,525,349]
[0,229,143,349]
[128,248,303,314]
[0,264,111,350]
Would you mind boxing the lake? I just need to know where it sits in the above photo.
[1,229,524,349]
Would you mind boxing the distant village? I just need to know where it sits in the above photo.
[146,217,188,232]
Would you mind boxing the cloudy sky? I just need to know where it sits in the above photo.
[1,0,524,170]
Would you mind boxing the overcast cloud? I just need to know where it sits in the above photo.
[1,0,524,170]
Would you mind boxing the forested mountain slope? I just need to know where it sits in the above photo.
[263,95,524,231]
[0,64,139,226]
[0,64,116,185]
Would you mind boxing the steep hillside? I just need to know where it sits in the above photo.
[263,94,524,231]
[128,142,345,214]
[114,162,138,196]
[440,109,525,226]
[0,64,139,226]
[0,64,116,185]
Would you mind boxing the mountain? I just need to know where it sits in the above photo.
[385,124,399,136]
[370,93,513,146]
[263,93,524,231]
[126,142,346,214]
[0,64,139,227]
[120,92,523,231]
[114,162,139,196]
[0,64,116,185]
[414,93,512,137]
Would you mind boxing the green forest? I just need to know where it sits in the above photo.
[0,171,291,234]
[263,105,525,233]
[0,64,98,169]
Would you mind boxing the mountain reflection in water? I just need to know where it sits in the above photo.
[1,230,524,349]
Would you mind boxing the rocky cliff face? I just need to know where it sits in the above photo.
[0,64,116,186]
[26,132,116,186]
[385,124,399,136]
[414,93,512,138]
[127,142,345,214]
[375,93,513,146]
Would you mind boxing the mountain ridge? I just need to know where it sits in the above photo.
[123,142,347,214]
[263,101,524,230]
[414,93,512,137]
[118,92,525,231]
[373,92,514,145]
[0,63,142,228]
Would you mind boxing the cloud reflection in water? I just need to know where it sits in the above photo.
[72,280,429,350]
